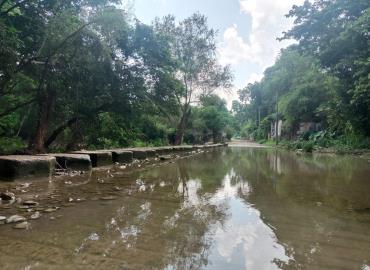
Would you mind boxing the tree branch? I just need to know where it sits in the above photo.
[44,117,78,148]
[0,98,36,118]
[0,0,8,10]
[0,0,31,15]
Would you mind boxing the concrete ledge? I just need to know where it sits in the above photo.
[155,147,172,155]
[71,151,112,167]
[111,150,133,163]
[45,154,92,170]
[182,146,194,151]
[145,149,156,158]
[130,150,147,160]
[0,144,229,180]
[172,146,194,152]
[0,155,56,181]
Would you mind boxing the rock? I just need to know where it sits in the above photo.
[44,208,57,213]
[0,192,15,201]
[100,196,117,201]
[0,216,6,224]
[17,205,30,209]
[23,200,38,206]
[159,155,172,161]
[6,215,26,223]
[30,212,41,220]
[13,221,29,229]
[62,203,76,207]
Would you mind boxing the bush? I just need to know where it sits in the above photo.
[302,141,314,153]
[0,137,27,154]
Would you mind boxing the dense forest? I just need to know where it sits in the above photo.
[0,0,369,155]
[233,0,370,152]
[0,0,233,154]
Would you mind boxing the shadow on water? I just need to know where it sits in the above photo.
[0,148,370,269]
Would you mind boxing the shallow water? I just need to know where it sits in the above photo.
[0,147,370,270]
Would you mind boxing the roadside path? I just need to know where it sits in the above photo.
[228,140,269,148]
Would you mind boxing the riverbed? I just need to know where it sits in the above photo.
[0,147,370,269]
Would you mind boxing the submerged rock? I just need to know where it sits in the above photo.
[23,200,38,206]
[6,215,26,223]
[13,221,29,229]
[100,196,117,201]
[44,208,57,213]
[0,216,6,224]
[159,155,172,161]
[17,205,30,209]
[0,192,15,201]
[30,212,41,220]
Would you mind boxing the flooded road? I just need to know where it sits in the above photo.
[1,147,370,269]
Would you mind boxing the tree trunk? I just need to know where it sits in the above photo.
[212,129,217,143]
[32,88,55,153]
[174,112,187,145]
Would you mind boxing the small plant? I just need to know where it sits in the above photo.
[302,141,314,153]
[0,137,27,155]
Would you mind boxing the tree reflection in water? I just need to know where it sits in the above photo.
[1,148,370,269]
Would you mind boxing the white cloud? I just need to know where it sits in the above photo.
[218,0,305,80]
[246,72,263,85]
[218,24,253,66]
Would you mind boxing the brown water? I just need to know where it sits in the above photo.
[0,147,370,270]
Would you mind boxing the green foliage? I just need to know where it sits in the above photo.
[1,1,234,153]
[0,137,26,154]
[154,14,233,144]
[233,0,370,149]
[283,0,370,134]
[183,94,234,144]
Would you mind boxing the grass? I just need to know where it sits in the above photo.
[259,132,370,155]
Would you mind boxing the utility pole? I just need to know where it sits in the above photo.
[275,89,279,146]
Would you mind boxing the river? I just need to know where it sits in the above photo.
[0,146,370,269]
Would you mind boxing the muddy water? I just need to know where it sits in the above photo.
[0,148,370,270]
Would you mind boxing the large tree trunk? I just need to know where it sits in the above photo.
[212,129,217,143]
[32,88,55,153]
[174,112,187,145]
[174,105,191,145]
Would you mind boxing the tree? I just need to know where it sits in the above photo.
[199,95,231,143]
[233,46,336,140]
[154,13,233,145]
[282,0,370,135]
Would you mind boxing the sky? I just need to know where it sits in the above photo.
[132,0,305,106]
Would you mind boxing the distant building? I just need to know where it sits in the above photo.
[296,122,322,136]
[269,120,283,139]
[269,120,322,139]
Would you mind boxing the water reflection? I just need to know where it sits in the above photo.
[0,148,370,269]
